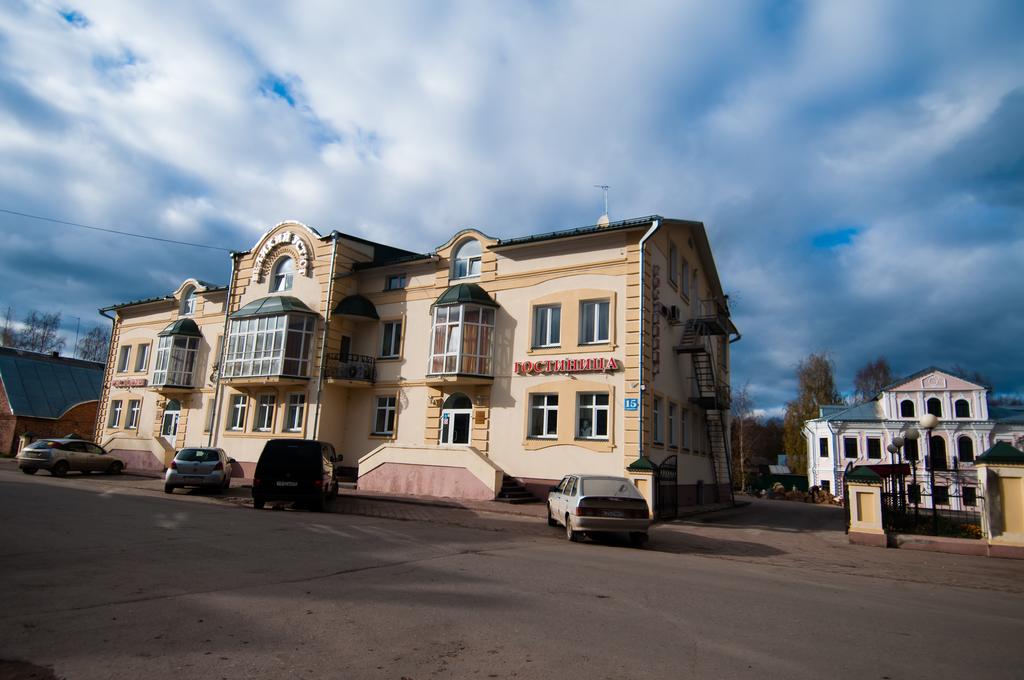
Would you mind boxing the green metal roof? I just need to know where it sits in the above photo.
[846,466,883,484]
[975,441,1024,465]
[0,347,104,419]
[434,283,499,308]
[158,318,202,337]
[231,295,316,319]
[627,456,656,472]
[332,295,379,320]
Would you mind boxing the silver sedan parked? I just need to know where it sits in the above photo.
[548,475,650,546]
[164,447,234,494]
[16,438,125,476]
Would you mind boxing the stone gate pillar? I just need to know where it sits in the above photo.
[975,442,1024,559]
[846,466,886,548]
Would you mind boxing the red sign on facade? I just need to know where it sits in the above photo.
[112,377,148,388]
[514,357,619,375]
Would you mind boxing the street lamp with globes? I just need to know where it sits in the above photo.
[919,413,941,533]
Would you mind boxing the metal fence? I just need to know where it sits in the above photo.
[879,466,984,539]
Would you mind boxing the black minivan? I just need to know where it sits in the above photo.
[251,439,341,512]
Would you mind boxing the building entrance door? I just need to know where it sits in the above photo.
[439,393,472,445]
[161,400,180,445]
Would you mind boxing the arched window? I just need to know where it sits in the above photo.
[926,397,942,417]
[954,399,970,418]
[900,399,915,418]
[442,393,473,410]
[271,256,295,292]
[929,435,947,471]
[180,287,196,316]
[452,240,481,279]
[958,436,974,463]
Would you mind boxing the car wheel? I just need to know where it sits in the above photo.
[107,461,123,475]
[313,495,326,513]
[21,467,37,475]
[221,476,231,491]
[330,481,339,499]
[51,461,69,477]
[629,532,648,548]
[253,498,265,509]
[547,504,558,527]
[565,515,581,542]
[164,484,174,494]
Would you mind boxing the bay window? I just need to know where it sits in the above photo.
[429,304,494,375]
[223,313,315,378]
[153,335,199,387]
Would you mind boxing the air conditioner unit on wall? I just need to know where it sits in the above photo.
[668,305,681,322]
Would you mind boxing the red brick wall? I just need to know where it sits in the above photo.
[0,401,99,455]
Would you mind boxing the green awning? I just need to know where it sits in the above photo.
[158,318,202,337]
[975,441,1024,465]
[332,295,379,320]
[433,283,499,308]
[627,457,656,472]
[845,466,883,484]
[231,295,316,319]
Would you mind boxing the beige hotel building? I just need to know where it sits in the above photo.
[97,215,738,516]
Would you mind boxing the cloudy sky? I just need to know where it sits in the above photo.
[1,0,1022,412]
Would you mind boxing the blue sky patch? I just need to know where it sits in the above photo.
[260,74,297,107]
[59,9,89,28]
[812,227,859,249]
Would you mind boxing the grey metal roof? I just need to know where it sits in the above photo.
[231,295,316,319]
[492,215,662,249]
[990,406,1024,424]
[333,295,379,320]
[0,347,104,419]
[817,401,882,422]
[158,318,202,337]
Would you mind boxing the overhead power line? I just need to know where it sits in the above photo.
[0,207,234,252]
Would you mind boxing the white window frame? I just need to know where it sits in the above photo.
[223,314,315,378]
[668,402,677,448]
[429,304,495,376]
[380,320,402,359]
[271,256,294,292]
[117,346,131,373]
[126,399,141,430]
[181,288,196,316]
[579,299,610,345]
[133,343,150,372]
[153,335,200,386]
[681,259,691,299]
[228,394,248,431]
[577,392,609,440]
[285,393,306,432]
[452,240,482,279]
[255,393,276,432]
[373,395,397,436]
[532,304,561,348]
[652,396,663,444]
[528,393,558,438]
[107,400,123,428]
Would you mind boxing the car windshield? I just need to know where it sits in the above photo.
[580,478,642,498]
[25,440,60,450]
[177,448,221,462]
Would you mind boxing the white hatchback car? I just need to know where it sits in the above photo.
[548,475,650,546]
[164,447,234,493]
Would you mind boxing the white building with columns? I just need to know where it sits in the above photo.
[803,367,1024,507]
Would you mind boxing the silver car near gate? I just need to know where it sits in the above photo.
[548,475,651,546]
[164,447,234,493]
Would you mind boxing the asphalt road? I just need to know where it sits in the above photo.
[1,467,1023,680]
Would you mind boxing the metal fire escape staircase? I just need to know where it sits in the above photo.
[675,301,736,505]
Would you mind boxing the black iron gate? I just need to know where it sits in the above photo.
[656,456,678,520]
[880,462,984,539]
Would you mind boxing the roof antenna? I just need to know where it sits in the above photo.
[594,184,610,227]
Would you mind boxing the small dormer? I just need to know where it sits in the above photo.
[432,229,498,285]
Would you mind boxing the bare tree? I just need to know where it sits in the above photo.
[853,356,894,403]
[1,305,14,347]
[950,364,994,391]
[77,326,111,363]
[783,352,843,474]
[16,310,66,355]
[730,381,754,490]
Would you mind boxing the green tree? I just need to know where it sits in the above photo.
[783,353,843,474]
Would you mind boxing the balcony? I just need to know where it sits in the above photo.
[324,353,376,384]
